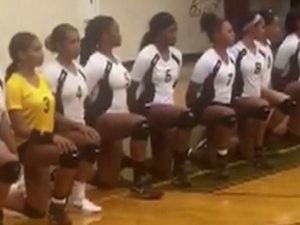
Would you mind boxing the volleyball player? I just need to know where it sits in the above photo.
[44,24,101,213]
[0,69,20,225]
[256,9,297,139]
[229,13,271,167]
[5,32,78,225]
[273,7,300,138]
[186,13,236,178]
[128,12,194,186]
[81,15,163,199]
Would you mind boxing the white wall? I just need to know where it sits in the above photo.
[99,0,224,60]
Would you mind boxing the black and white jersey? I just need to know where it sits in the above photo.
[256,40,273,88]
[274,33,300,80]
[131,44,182,105]
[229,41,265,97]
[44,60,88,123]
[84,51,131,114]
[191,48,235,104]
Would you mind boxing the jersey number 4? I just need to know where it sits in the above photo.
[43,97,50,113]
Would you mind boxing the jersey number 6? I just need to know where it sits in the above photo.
[43,97,50,113]
[165,69,172,83]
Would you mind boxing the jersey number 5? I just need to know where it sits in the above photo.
[165,69,172,83]
[43,97,50,113]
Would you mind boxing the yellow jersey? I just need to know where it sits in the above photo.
[6,72,55,144]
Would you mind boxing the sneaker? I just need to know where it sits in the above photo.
[172,170,191,188]
[70,198,102,214]
[130,185,164,200]
[48,200,72,225]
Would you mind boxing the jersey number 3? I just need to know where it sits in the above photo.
[43,97,50,113]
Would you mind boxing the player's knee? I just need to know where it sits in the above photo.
[0,161,20,184]
[216,114,237,128]
[176,110,196,128]
[278,98,297,115]
[252,105,271,120]
[59,150,79,168]
[131,120,149,140]
[79,145,100,163]
[23,201,46,219]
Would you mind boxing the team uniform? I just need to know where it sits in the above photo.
[43,60,88,123]
[131,44,182,108]
[190,48,236,114]
[273,33,300,91]
[6,72,55,151]
[84,51,131,123]
[255,40,273,88]
[43,60,102,214]
[229,41,266,98]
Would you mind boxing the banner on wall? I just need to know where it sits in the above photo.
[189,0,223,17]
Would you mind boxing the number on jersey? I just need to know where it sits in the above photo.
[226,73,233,86]
[254,62,262,74]
[165,69,172,83]
[43,97,50,113]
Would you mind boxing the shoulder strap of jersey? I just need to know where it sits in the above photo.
[55,69,68,114]
[232,48,247,99]
[171,53,180,66]
[150,54,160,69]
[211,60,222,77]
[78,69,87,82]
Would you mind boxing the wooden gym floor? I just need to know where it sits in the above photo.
[6,64,300,225]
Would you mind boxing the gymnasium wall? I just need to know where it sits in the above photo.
[0,0,291,67]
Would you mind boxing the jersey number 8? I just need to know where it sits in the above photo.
[43,97,50,113]
[254,62,262,74]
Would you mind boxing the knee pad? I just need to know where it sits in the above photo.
[0,161,20,184]
[217,114,237,128]
[79,145,100,163]
[278,98,297,115]
[176,111,196,128]
[131,120,149,140]
[59,150,79,168]
[252,105,271,120]
[23,201,46,219]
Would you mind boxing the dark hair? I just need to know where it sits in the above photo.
[259,9,276,26]
[80,15,115,66]
[45,23,78,52]
[140,12,176,50]
[6,32,38,80]
[201,13,224,42]
[237,11,261,38]
[285,7,300,34]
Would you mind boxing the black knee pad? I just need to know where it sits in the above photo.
[0,161,20,184]
[131,120,149,140]
[23,201,46,219]
[252,105,271,120]
[176,111,196,128]
[59,150,79,168]
[217,114,237,128]
[79,145,100,163]
[278,98,297,115]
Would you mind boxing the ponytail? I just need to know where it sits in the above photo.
[139,31,154,51]
[6,61,18,81]
[80,36,96,66]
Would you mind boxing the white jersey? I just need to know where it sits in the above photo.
[84,51,131,114]
[191,48,236,104]
[274,33,300,78]
[131,44,182,105]
[229,41,265,97]
[43,60,88,123]
[255,40,273,88]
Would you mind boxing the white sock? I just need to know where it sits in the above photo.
[71,181,86,201]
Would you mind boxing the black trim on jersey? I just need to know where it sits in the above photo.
[232,49,247,100]
[192,60,222,116]
[258,49,266,59]
[55,69,87,115]
[137,54,160,110]
[285,43,300,84]
[85,61,113,124]
[171,53,180,66]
